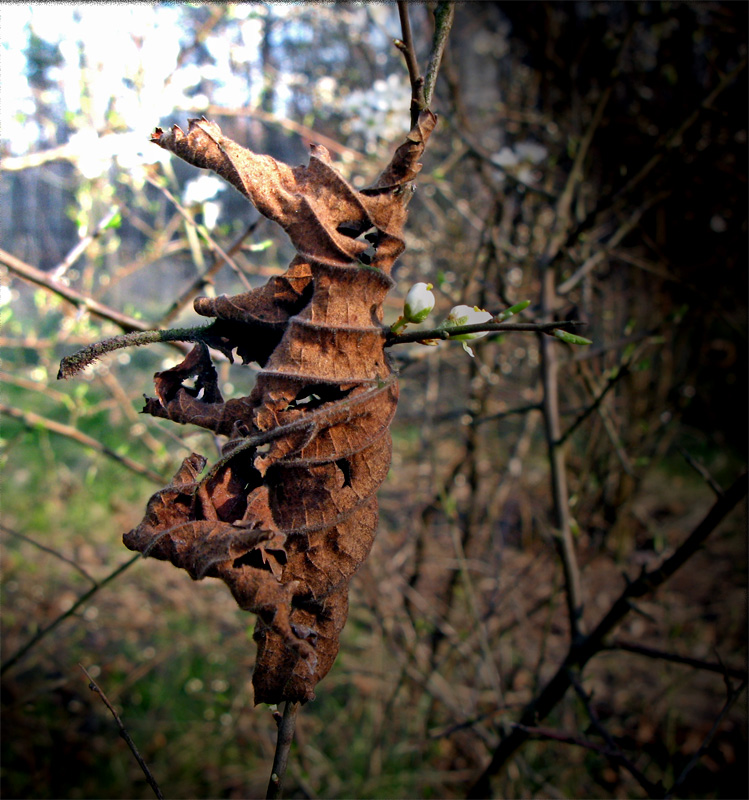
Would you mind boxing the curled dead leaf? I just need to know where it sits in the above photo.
[124,110,436,703]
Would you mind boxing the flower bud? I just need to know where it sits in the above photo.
[403,282,435,324]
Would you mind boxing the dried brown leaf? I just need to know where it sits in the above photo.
[124,111,436,703]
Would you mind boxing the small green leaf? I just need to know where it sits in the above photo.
[104,211,122,230]
[496,299,531,322]
[553,329,592,345]
[248,239,273,252]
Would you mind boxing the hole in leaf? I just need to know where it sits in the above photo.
[287,384,353,411]
[336,220,372,239]
[336,458,353,488]
[233,547,286,572]
[336,221,379,265]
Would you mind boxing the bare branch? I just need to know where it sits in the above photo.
[467,472,747,798]
[423,2,455,109]
[0,402,165,484]
[1,555,140,676]
[511,722,665,796]
[567,669,664,796]
[386,319,587,347]
[80,665,165,800]
[266,701,300,799]
[605,639,745,682]
[396,1,425,128]
[0,248,152,333]
[0,523,96,585]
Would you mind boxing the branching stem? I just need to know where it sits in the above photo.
[467,472,748,798]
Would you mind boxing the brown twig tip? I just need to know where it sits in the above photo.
[80,664,164,800]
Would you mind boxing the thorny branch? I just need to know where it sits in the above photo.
[665,677,747,799]
[467,472,748,798]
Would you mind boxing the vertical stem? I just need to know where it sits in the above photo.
[539,264,583,642]
[397,1,424,127]
[423,2,455,108]
[266,701,300,800]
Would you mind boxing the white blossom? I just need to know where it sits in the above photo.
[444,304,493,357]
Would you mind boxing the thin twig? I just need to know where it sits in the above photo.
[665,678,747,799]
[144,176,252,291]
[156,220,261,327]
[396,2,424,128]
[0,523,96,585]
[266,701,300,799]
[0,402,165,484]
[557,363,630,446]
[678,448,724,498]
[51,206,121,280]
[551,56,747,271]
[605,639,745,682]
[556,190,671,295]
[1,555,140,676]
[79,664,165,800]
[423,2,455,109]
[385,319,586,347]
